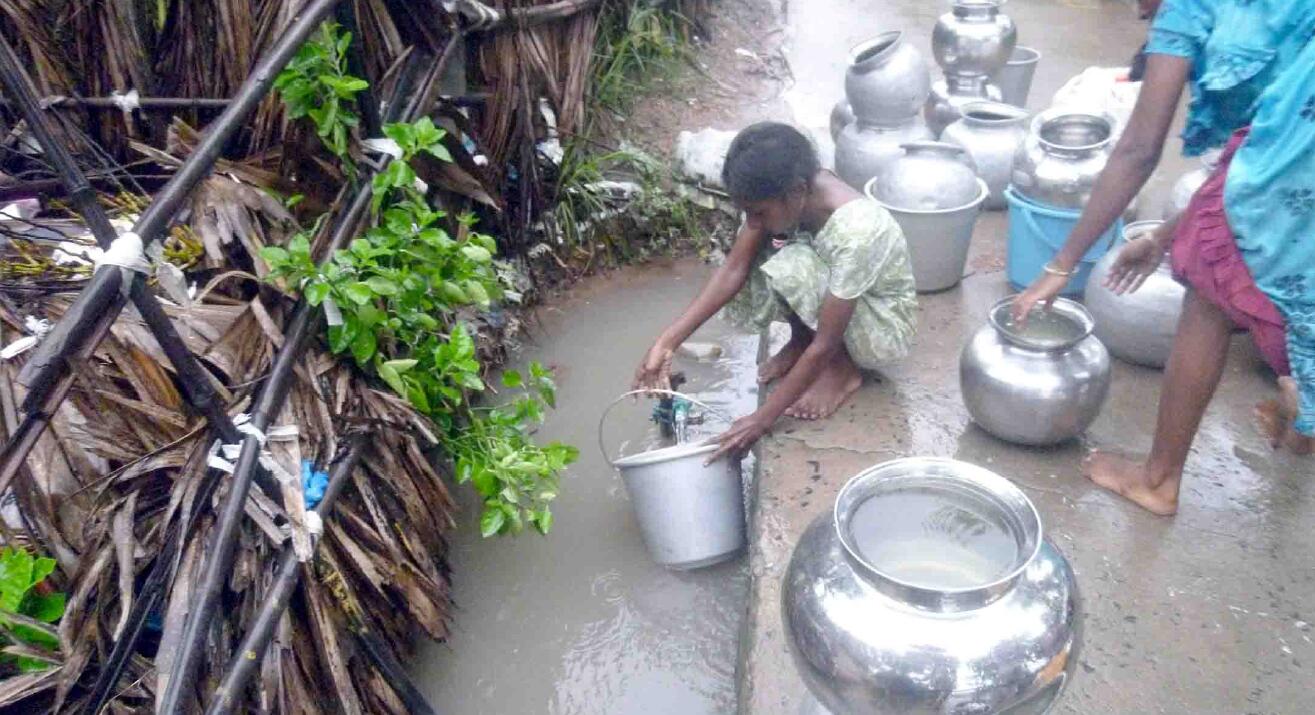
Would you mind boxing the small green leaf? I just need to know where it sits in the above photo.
[351,329,377,363]
[385,359,418,373]
[355,304,385,328]
[501,370,523,388]
[439,281,468,304]
[289,234,311,258]
[366,276,399,296]
[377,361,405,395]
[461,245,493,263]
[304,281,330,306]
[26,592,65,623]
[459,372,485,391]
[472,468,497,497]
[480,505,507,537]
[343,282,373,305]
[328,324,355,354]
[260,246,290,266]
[465,280,490,307]
[534,507,554,535]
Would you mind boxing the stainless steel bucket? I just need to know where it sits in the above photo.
[992,45,1041,108]
[868,177,989,293]
[601,390,745,570]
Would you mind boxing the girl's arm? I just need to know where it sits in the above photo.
[633,220,769,390]
[1012,53,1192,321]
[708,293,856,461]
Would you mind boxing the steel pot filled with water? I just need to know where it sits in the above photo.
[960,297,1111,445]
[845,31,931,128]
[932,0,1018,77]
[1012,110,1114,209]
[601,390,744,570]
[1085,220,1185,368]
[783,457,1081,715]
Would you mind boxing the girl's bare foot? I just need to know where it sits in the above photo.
[759,333,810,384]
[1254,377,1313,455]
[785,352,862,420]
[1082,451,1180,516]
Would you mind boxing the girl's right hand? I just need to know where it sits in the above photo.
[1010,272,1069,325]
[633,343,675,392]
[1104,231,1165,295]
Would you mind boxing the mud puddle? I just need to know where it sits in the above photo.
[410,258,757,714]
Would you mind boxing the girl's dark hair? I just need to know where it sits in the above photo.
[721,122,820,202]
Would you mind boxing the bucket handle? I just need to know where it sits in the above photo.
[598,389,733,467]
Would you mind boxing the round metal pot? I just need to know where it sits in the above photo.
[1085,220,1184,368]
[868,175,988,293]
[830,100,856,141]
[932,0,1018,77]
[844,31,931,128]
[1162,149,1222,220]
[943,100,1029,210]
[870,141,980,211]
[783,457,1081,715]
[960,297,1112,445]
[1012,110,1114,209]
[925,74,1004,138]
[835,118,935,191]
[991,45,1041,108]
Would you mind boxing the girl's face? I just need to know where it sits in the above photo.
[739,183,807,236]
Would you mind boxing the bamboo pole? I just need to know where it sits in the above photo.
[158,35,460,713]
[486,0,603,31]
[0,96,232,110]
[202,434,368,715]
[13,0,347,424]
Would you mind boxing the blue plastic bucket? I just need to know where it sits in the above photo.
[1005,186,1120,296]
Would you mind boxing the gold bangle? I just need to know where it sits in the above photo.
[1043,262,1075,278]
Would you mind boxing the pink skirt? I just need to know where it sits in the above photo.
[1170,128,1291,376]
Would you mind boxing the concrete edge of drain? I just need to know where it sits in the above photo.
[734,327,772,714]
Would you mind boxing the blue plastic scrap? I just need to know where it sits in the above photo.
[301,459,329,510]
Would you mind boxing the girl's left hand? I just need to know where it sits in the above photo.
[707,413,771,464]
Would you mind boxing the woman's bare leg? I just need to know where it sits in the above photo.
[759,311,813,384]
[1084,289,1233,515]
[784,346,863,420]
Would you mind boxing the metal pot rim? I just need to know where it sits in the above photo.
[865,177,989,215]
[848,31,903,70]
[831,457,1043,601]
[951,0,1007,16]
[611,440,721,468]
[1034,110,1113,154]
[958,100,1028,124]
[1006,45,1041,65]
[988,296,1096,350]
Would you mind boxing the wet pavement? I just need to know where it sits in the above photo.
[410,259,757,714]
[740,0,1315,713]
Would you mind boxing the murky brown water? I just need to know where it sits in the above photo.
[410,259,757,714]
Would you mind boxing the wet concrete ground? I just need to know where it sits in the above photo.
[741,1,1315,713]
[410,260,756,714]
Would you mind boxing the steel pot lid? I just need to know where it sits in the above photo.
[988,296,1095,351]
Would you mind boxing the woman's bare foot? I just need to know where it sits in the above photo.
[1082,451,1180,516]
[758,332,810,384]
[784,352,862,420]
[1254,377,1313,455]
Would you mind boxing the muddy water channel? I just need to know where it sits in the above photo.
[411,259,757,714]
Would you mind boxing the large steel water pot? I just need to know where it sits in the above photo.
[602,390,745,570]
[831,100,856,141]
[868,173,989,293]
[1162,149,1222,220]
[871,141,981,211]
[960,297,1112,446]
[1085,220,1185,368]
[845,31,931,127]
[991,45,1041,108]
[1011,110,1114,209]
[932,0,1018,77]
[925,74,1004,138]
[783,457,1081,715]
[835,119,935,191]
[943,101,1029,210]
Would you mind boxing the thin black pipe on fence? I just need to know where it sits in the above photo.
[202,434,367,715]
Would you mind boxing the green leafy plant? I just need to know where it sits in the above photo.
[591,5,692,118]
[262,116,577,536]
[0,547,65,673]
[274,21,369,177]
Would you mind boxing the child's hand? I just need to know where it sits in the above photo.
[633,343,675,393]
[706,413,770,464]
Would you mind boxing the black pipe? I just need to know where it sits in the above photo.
[15,0,347,418]
[202,435,367,715]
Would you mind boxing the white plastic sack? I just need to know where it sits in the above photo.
[1050,66,1141,139]
[674,128,738,188]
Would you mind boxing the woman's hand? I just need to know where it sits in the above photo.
[1010,271,1070,324]
[1104,232,1165,295]
[632,342,675,392]
[707,412,771,464]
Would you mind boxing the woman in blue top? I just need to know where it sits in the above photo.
[1013,0,1314,515]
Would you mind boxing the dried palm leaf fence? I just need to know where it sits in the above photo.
[0,0,704,712]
